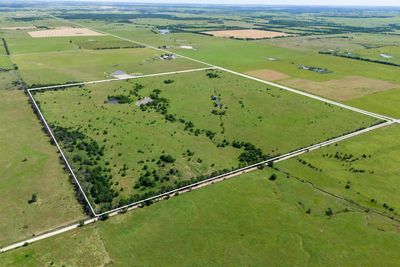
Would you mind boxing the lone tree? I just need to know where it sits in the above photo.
[28,193,38,204]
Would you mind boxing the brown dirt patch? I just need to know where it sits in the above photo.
[281,76,397,101]
[28,27,103,38]
[203,29,289,39]
[246,69,290,81]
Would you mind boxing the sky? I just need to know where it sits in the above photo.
[61,0,400,6]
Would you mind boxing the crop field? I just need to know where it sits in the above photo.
[2,169,400,266]
[0,90,84,247]
[28,27,103,38]
[32,69,379,212]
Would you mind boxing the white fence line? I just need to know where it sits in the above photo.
[28,67,216,92]
[27,90,97,216]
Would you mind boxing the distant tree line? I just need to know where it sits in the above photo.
[319,51,400,67]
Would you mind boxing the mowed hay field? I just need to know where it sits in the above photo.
[11,48,205,85]
[2,169,400,266]
[278,125,400,218]
[33,70,379,212]
[0,90,84,247]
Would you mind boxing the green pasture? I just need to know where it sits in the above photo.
[0,90,84,247]
[346,88,400,118]
[278,125,400,218]
[2,168,400,266]
[354,45,400,65]
[11,48,205,85]
[33,70,379,211]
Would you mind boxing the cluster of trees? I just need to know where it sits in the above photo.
[1,38,10,55]
[160,154,176,163]
[51,124,117,211]
[263,18,394,34]
[29,80,81,89]
[107,94,132,104]
[12,16,42,22]
[296,158,322,172]
[211,110,226,116]
[140,89,169,116]
[382,203,395,212]
[87,45,145,50]
[232,141,270,165]
[347,167,371,174]
[58,13,215,22]
[134,154,177,189]
[319,51,400,67]
[129,83,144,97]
[206,72,221,79]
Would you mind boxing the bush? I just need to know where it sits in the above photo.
[160,154,176,163]
[325,208,333,217]
[28,193,38,204]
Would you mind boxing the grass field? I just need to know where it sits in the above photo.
[1,168,400,266]
[11,48,205,85]
[281,76,397,101]
[277,125,400,218]
[5,35,142,54]
[32,69,379,212]
[354,45,400,65]
[346,88,400,118]
[0,90,84,247]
